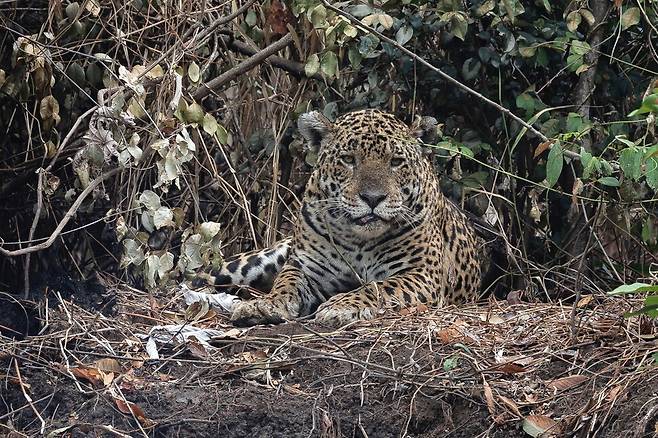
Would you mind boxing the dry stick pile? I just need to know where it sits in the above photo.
[1,282,656,437]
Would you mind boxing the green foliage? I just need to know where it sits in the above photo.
[608,283,658,318]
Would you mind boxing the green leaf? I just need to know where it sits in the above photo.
[646,157,658,191]
[395,25,413,45]
[216,124,228,145]
[202,113,218,135]
[450,13,468,40]
[308,5,327,29]
[320,51,338,78]
[343,24,358,38]
[598,176,620,187]
[545,142,563,187]
[305,53,320,77]
[621,7,641,30]
[443,355,459,371]
[348,46,362,68]
[245,9,257,27]
[608,282,658,295]
[516,93,536,115]
[619,148,643,181]
[629,94,658,117]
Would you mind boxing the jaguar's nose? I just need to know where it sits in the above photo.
[359,191,387,209]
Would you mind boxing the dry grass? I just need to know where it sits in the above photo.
[1,281,656,437]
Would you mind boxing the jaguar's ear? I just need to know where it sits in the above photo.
[298,111,332,151]
[411,115,440,145]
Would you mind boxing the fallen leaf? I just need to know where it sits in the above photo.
[546,374,588,391]
[605,385,623,402]
[498,395,522,417]
[69,366,104,386]
[114,398,153,426]
[497,363,526,374]
[436,327,461,344]
[95,358,122,373]
[480,313,505,324]
[522,415,557,437]
[483,381,496,416]
[101,371,115,387]
[577,295,593,308]
[187,338,208,359]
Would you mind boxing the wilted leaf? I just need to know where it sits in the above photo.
[379,13,394,30]
[522,415,557,437]
[153,206,173,229]
[39,95,60,123]
[139,190,161,211]
[566,11,581,32]
[579,9,595,26]
[121,239,145,268]
[534,141,553,158]
[188,61,200,83]
[546,374,588,391]
[199,221,221,240]
[343,24,358,38]
[85,0,101,16]
[305,53,320,77]
[268,0,295,35]
[436,327,461,344]
[450,13,468,40]
[621,7,640,30]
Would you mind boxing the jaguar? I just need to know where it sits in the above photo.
[195,109,486,327]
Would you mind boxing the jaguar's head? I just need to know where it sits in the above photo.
[298,109,437,240]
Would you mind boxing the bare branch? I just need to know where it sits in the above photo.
[193,33,294,101]
[0,168,121,257]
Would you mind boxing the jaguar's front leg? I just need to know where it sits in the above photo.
[230,262,317,326]
[314,271,435,327]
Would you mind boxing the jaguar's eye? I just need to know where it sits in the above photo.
[390,157,405,167]
[340,154,355,166]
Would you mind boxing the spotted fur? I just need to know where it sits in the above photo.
[200,109,485,327]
